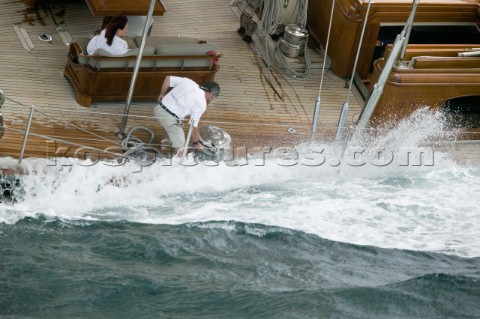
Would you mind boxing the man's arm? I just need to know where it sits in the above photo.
[191,126,204,150]
[158,76,171,101]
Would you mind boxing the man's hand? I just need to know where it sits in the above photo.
[194,142,204,151]
[176,147,184,158]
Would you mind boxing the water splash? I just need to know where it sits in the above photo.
[354,107,460,148]
[1,109,479,257]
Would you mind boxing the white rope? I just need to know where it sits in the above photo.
[297,0,309,28]
[5,96,123,146]
[273,39,311,80]
[258,0,281,36]
[259,0,309,34]
[256,0,311,79]
[121,126,162,160]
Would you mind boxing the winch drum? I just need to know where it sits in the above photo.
[280,24,308,58]
[197,126,232,161]
[283,24,308,46]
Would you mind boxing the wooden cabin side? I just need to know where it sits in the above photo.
[307,0,480,81]
[308,0,480,136]
[368,43,480,128]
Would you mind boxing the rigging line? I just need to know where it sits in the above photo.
[317,0,335,98]
[4,96,122,146]
[335,0,373,142]
[4,95,201,125]
[36,108,159,120]
[298,0,309,28]
[0,127,124,146]
[2,126,156,163]
[256,0,311,80]
[265,33,273,90]
[12,106,123,146]
[3,103,165,135]
[345,0,372,105]
[201,119,314,129]
[263,34,282,100]
[4,94,311,131]
[0,123,459,139]
[31,111,122,146]
[273,39,311,80]
[258,0,279,36]
[309,0,336,144]
[4,96,31,108]
[3,95,326,132]
[4,96,155,120]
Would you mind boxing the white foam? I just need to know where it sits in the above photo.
[1,109,479,258]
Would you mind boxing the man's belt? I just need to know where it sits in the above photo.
[160,102,179,120]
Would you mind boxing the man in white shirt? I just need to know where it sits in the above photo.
[154,76,220,157]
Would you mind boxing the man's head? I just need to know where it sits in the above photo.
[200,81,220,103]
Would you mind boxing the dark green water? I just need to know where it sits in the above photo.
[1,217,479,319]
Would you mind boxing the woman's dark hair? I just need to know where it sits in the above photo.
[104,14,128,46]
[101,16,113,30]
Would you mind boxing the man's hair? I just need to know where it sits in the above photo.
[199,81,220,97]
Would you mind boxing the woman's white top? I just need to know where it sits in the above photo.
[87,29,129,55]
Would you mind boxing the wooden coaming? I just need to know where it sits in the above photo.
[369,55,480,126]
[307,0,480,78]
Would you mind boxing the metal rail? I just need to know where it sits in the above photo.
[354,0,420,137]
[335,0,373,142]
[116,0,158,139]
[7,125,159,165]
[19,105,34,163]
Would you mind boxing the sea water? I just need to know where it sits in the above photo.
[1,109,479,318]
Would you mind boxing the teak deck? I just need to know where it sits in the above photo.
[1,0,361,161]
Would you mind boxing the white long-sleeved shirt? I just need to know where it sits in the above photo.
[162,76,207,127]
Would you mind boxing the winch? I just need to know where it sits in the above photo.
[280,24,308,58]
[196,126,232,161]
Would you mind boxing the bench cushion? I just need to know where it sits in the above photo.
[89,46,156,69]
[154,43,217,68]
[134,36,201,47]
[73,36,91,64]
[71,35,219,70]
[121,36,138,49]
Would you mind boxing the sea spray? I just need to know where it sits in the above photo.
[1,110,479,257]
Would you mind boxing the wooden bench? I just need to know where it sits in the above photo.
[63,36,222,106]
[408,56,480,69]
[384,44,480,60]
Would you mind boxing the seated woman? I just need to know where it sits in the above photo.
[87,14,129,55]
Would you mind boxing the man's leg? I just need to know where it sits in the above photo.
[154,105,185,155]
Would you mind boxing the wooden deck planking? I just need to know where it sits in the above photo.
[0,0,363,160]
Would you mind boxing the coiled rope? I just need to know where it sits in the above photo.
[121,126,162,161]
[257,0,311,79]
